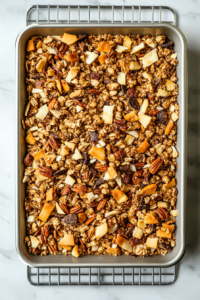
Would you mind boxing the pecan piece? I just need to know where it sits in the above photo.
[95,163,108,172]
[78,41,85,53]
[114,119,127,131]
[149,158,163,174]
[149,109,158,116]
[134,162,145,169]
[154,78,160,87]
[114,149,126,159]
[54,67,63,79]
[70,205,84,214]
[61,185,71,195]
[64,214,77,225]
[157,207,168,220]
[88,89,100,95]
[59,203,69,214]
[49,135,59,150]
[73,99,86,108]
[79,238,87,252]
[39,166,53,178]
[35,79,44,89]
[88,201,98,208]
[71,184,87,194]
[96,199,107,212]
[93,188,101,195]
[24,153,33,166]
[85,216,96,225]
[58,43,68,59]
[77,35,87,43]
[87,227,95,239]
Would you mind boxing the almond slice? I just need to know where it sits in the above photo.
[116,235,133,252]
[139,99,148,114]
[59,233,75,247]
[123,36,132,49]
[36,58,47,73]
[26,133,36,145]
[38,202,55,222]
[117,72,126,85]
[157,89,171,97]
[129,61,141,70]
[115,45,128,53]
[36,104,49,120]
[30,236,40,248]
[141,49,158,68]
[130,42,145,54]
[84,51,98,64]
[89,146,106,162]
[27,40,35,52]
[72,245,79,257]
[105,211,121,218]
[32,149,45,161]
[56,80,62,94]
[62,33,78,45]
[66,68,79,83]
[138,113,151,128]
[112,189,128,204]
[141,184,157,196]
[102,105,114,124]
[24,101,31,116]
[146,237,158,249]
[72,148,83,160]
[96,222,108,239]
[137,141,150,153]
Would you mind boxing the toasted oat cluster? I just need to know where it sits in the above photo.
[23,33,179,258]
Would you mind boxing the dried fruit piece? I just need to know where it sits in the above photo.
[98,41,112,52]
[146,237,158,248]
[39,166,53,178]
[124,111,138,122]
[98,53,106,64]
[102,105,114,124]
[94,177,104,189]
[49,135,59,150]
[96,199,107,211]
[78,212,87,224]
[48,98,57,110]
[64,214,77,225]
[27,39,35,52]
[149,158,163,174]
[84,51,98,64]
[62,33,78,45]
[161,178,176,193]
[165,120,173,135]
[144,213,159,224]
[89,131,98,142]
[24,153,33,166]
[117,235,133,252]
[96,222,108,239]
[39,202,55,222]
[123,36,132,49]
[141,49,158,68]
[112,189,128,204]
[129,98,140,110]
[141,184,157,196]
[65,53,79,62]
[26,133,36,145]
[156,229,171,238]
[89,146,106,162]
[138,113,151,128]
[137,141,150,153]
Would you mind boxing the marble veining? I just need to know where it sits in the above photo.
[0,0,200,299]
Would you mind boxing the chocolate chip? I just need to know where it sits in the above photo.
[157,111,168,126]
[64,214,77,225]
[53,169,67,176]
[89,131,98,142]
[94,177,104,189]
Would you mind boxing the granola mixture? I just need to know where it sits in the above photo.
[23,33,179,257]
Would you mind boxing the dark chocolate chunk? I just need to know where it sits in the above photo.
[89,131,98,142]
[64,214,77,225]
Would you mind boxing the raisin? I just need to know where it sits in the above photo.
[129,98,140,110]
[122,174,131,184]
[89,131,98,142]
[119,165,130,171]
[90,72,100,80]
[53,169,67,176]
[64,214,77,225]
[94,177,104,189]
[157,111,168,126]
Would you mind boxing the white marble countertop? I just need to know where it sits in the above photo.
[1,0,200,298]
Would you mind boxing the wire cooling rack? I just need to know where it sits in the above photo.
[27,265,177,286]
[26,5,178,286]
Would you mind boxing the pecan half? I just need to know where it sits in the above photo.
[93,189,101,195]
[61,185,71,195]
[49,135,59,150]
[157,207,168,220]
[59,203,69,214]
[73,99,86,108]
[114,119,127,131]
[149,158,163,174]
[96,199,107,211]
[48,245,56,253]
[41,225,51,237]
[95,163,108,172]
[58,43,68,59]
[114,149,126,159]
[69,205,83,214]
[24,153,33,166]
[88,89,100,95]
[39,166,53,178]
[71,184,87,194]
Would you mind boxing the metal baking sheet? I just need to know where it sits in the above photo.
[15,22,187,268]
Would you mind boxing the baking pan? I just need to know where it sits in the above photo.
[16,22,187,268]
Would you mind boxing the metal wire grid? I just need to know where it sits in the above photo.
[26,4,178,286]
[26,5,177,26]
[27,266,177,286]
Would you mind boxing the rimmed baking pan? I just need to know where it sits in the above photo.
[16,21,187,268]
